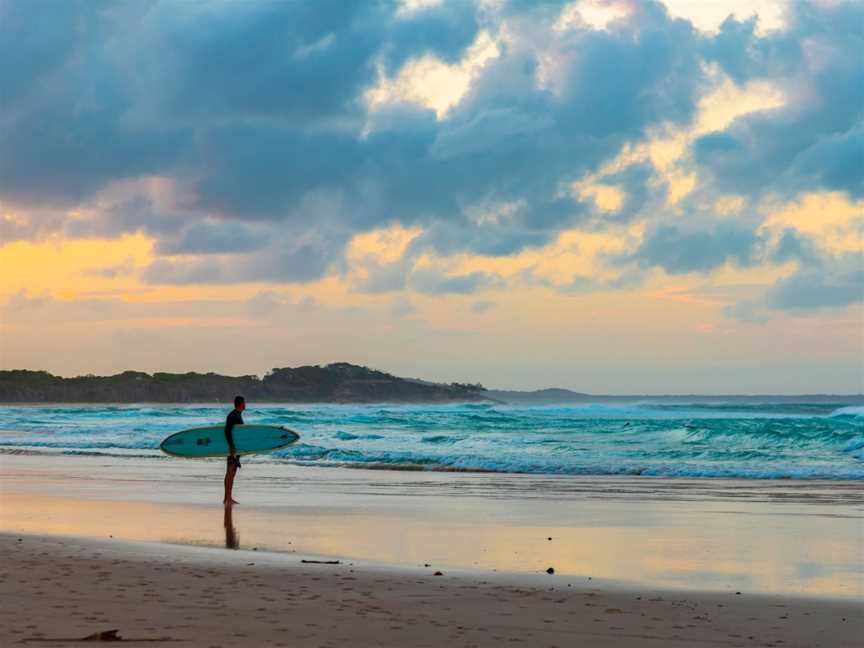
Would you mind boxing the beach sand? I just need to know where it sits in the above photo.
[3,533,862,647]
[1,453,862,646]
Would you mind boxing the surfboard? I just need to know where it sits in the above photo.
[160,424,300,458]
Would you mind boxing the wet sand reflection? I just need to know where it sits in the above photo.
[224,503,239,549]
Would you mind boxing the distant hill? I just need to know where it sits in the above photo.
[1,366,859,404]
[483,388,592,405]
[0,363,489,404]
[484,389,863,405]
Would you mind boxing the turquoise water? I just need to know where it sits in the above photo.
[1,402,862,480]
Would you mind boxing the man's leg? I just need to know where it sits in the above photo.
[223,461,238,504]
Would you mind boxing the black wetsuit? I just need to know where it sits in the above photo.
[225,409,243,467]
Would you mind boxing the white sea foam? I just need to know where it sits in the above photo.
[1,402,862,480]
[830,405,864,418]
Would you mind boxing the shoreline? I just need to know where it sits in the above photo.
[2,453,862,601]
[3,451,862,645]
[3,532,862,647]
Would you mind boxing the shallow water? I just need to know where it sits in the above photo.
[1,401,862,479]
[2,455,862,598]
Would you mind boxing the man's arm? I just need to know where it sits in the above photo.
[225,413,238,455]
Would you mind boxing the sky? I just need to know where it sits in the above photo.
[0,0,862,394]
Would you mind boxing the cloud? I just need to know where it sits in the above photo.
[155,1,479,121]
[410,269,504,295]
[0,0,860,300]
[620,221,766,274]
[771,227,822,266]
[64,197,186,240]
[791,127,864,199]
[83,257,136,279]
[155,221,271,255]
[695,2,864,199]
[470,299,496,314]
[765,253,864,311]
[593,163,666,223]
[562,270,645,293]
[353,257,412,294]
[142,258,225,285]
[0,1,713,262]
[724,241,862,320]
[142,229,347,284]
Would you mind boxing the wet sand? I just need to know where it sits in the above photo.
[1,453,862,646]
[2,453,862,598]
[3,533,862,647]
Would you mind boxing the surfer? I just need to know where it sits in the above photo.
[223,395,245,504]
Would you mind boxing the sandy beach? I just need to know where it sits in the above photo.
[3,533,862,647]
[2,453,862,646]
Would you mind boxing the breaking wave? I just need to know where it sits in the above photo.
[1,401,862,480]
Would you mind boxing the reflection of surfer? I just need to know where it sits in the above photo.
[223,396,245,504]
[224,503,239,549]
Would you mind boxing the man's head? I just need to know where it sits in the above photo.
[234,395,246,412]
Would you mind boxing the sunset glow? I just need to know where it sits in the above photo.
[1,0,861,393]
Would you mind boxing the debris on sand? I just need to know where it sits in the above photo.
[23,628,177,642]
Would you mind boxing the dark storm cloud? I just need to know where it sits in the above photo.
[0,197,187,245]
[0,1,860,295]
[696,2,864,199]
[595,163,665,223]
[1,2,707,246]
[0,0,84,104]
[142,229,348,285]
[190,123,367,219]
[0,2,189,207]
[771,228,822,266]
[152,0,479,120]
[65,198,186,240]
[0,0,474,212]
[153,1,380,121]
[154,221,271,255]
[620,221,766,275]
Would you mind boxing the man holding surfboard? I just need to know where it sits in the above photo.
[224,395,245,504]
[159,400,299,502]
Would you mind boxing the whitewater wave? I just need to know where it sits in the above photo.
[1,402,862,481]
[830,405,864,418]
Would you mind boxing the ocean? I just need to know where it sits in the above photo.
[2,401,862,480]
